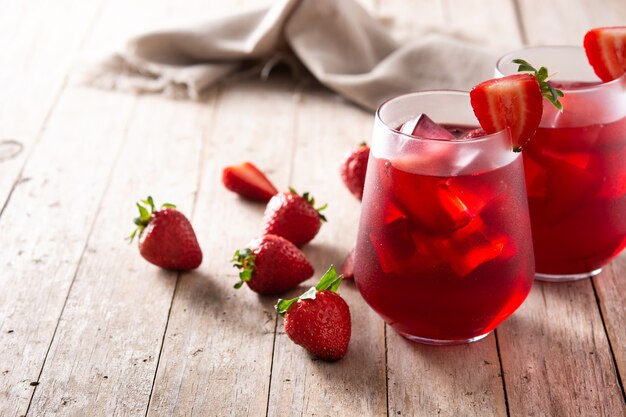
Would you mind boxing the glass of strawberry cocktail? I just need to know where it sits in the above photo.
[353,91,535,345]
[496,45,626,281]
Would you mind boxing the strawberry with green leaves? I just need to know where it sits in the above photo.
[276,266,351,361]
[129,196,202,270]
[470,60,564,151]
[231,234,314,295]
[262,189,327,247]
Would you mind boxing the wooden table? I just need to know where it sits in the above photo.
[1,0,625,415]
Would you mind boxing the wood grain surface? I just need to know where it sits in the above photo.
[0,0,624,416]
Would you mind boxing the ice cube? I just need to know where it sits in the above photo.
[401,114,455,140]
[391,170,473,234]
[382,200,407,225]
[436,182,474,229]
[445,176,505,216]
[370,219,440,275]
[432,217,507,277]
[369,218,417,274]
[391,142,453,176]
[460,128,487,139]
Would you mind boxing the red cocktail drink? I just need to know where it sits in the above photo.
[354,92,535,344]
[497,47,626,280]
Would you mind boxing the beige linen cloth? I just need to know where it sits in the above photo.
[86,0,495,111]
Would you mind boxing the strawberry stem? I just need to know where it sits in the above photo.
[315,265,343,292]
[513,59,565,111]
[128,196,176,242]
[275,266,343,316]
[231,248,256,289]
[288,188,328,222]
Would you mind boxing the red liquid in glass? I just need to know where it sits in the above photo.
[523,82,626,275]
[354,130,534,341]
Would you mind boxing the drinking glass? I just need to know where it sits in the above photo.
[353,91,535,345]
[496,46,626,281]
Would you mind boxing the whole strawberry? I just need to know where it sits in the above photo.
[231,234,314,294]
[129,196,202,270]
[276,266,351,361]
[262,189,327,247]
[340,143,370,200]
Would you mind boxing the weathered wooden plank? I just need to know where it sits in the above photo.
[497,281,626,416]
[515,0,626,45]
[0,88,136,417]
[388,333,506,417]
[26,93,214,417]
[376,0,446,39]
[266,88,387,417]
[593,256,626,394]
[445,0,523,50]
[0,0,107,212]
[145,78,298,417]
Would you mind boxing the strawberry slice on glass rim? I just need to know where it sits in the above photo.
[470,60,564,151]
[584,26,626,83]
[470,74,543,151]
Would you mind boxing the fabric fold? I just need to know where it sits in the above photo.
[84,0,496,110]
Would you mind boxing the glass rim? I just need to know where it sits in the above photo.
[495,45,626,93]
[375,90,508,145]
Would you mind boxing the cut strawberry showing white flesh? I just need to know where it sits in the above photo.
[401,113,455,140]
[222,162,278,202]
[584,27,626,82]
[470,74,543,151]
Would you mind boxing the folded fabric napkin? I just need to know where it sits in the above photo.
[86,0,496,111]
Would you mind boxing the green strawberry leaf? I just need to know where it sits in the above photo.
[137,203,150,223]
[513,58,564,112]
[275,297,299,315]
[239,269,253,282]
[129,196,161,242]
[288,187,329,222]
[231,247,255,289]
[274,265,344,317]
[315,265,343,292]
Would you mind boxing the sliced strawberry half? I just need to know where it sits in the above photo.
[470,74,543,150]
[584,27,626,82]
[222,162,278,202]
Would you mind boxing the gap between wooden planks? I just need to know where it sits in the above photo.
[0,0,620,412]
